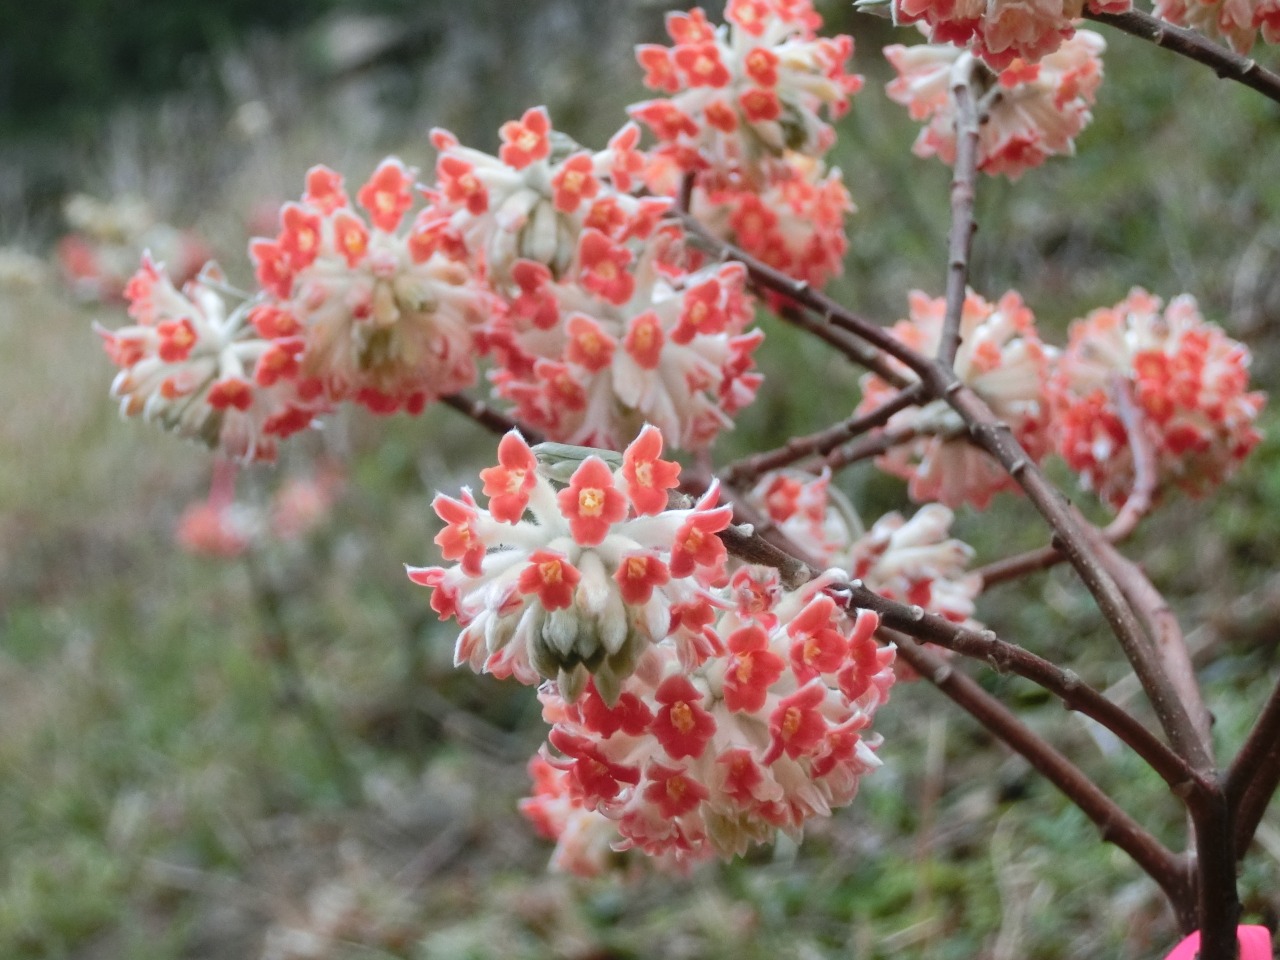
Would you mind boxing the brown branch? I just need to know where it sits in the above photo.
[976,378,1157,589]
[439,392,544,444]
[774,303,914,388]
[722,384,924,487]
[1087,8,1280,107]
[1084,530,1213,762]
[703,495,1210,801]
[1228,679,1280,857]
[890,634,1193,923]
[939,379,1214,774]
[678,215,930,378]
[938,53,982,367]
[822,426,918,474]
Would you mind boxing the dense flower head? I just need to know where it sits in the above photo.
[1153,0,1280,52]
[885,31,1106,179]
[629,1,861,186]
[407,427,735,704]
[97,257,325,462]
[858,289,1053,509]
[521,572,895,872]
[485,227,764,451]
[889,0,1128,69]
[1048,288,1264,507]
[675,151,854,289]
[249,159,493,415]
[427,117,667,286]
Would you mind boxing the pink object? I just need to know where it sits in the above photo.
[1164,925,1273,960]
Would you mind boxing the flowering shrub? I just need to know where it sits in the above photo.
[89,0,1280,953]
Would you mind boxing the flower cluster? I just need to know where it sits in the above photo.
[1049,288,1264,507]
[250,160,494,415]
[407,427,732,703]
[414,429,897,870]
[97,258,326,462]
[858,290,1053,509]
[885,32,1106,179]
[887,0,1129,70]
[631,2,859,292]
[521,577,895,871]
[1153,0,1280,53]
[683,151,855,289]
[429,110,767,451]
[630,1,861,185]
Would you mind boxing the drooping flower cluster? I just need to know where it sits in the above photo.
[250,160,494,414]
[97,258,326,462]
[407,427,732,703]
[858,290,1054,509]
[885,31,1106,179]
[630,1,861,185]
[521,575,895,871]
[414,430,897,870]
[1152,0,1280,53]
[426,111,766,451]
[887,0,1129,69]
[1048,288,1264,507]
[630,2,859,293]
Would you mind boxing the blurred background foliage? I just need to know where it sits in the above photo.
[4,0,1280,958]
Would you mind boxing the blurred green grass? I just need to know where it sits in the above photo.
[4,1,1280,957]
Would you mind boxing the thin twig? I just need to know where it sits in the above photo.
[941,379,1215,775]
[822,426,918,474]
[1228,679,1280,857]
[721,384,924,487]
[938,53,982,368]
[1087,8,1280,107]
[1084,530,1213,761]
[678,215,928,377]
[439,392,544,444]
[774,303,914,389]
[976,377,1157,589]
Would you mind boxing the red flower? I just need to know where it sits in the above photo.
[669,489,733,577]
[479,431,539,523]
[357,159,415,232]
[577,229,635,306]
[566,313,616,373]
[651,675,716,759]
[763,681,828,763]
[614,552,672,605]
[303,165,348,213]
[623,310,665,370]
[499,106,552,169]
[722,624,786,713]
[517,550,581,610]
[558,457,627,546]
[643,761,710,817]
[621,424,680,515]
[432,492,486,577]
[672,278,728,344]
[551,153,600,213]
